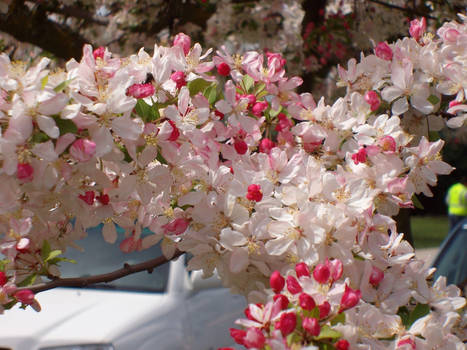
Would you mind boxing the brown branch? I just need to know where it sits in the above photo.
[368,0,436,19]
[0,0,90,60]
[21,250,184,294]
[43,3,110,26]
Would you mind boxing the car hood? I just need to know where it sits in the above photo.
[0,287,172,349]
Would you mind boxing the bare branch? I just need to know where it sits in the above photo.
[21,250,184,294]
[0,0,90,60]
[368,0,436,19]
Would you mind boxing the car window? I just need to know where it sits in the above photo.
[58,224,170,293]
[433,221,467,289]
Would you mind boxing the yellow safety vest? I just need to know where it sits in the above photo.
[446,183,467,216]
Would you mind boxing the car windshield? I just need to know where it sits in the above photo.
[58,225,169,293]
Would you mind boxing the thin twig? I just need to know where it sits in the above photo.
[20,250,184,294]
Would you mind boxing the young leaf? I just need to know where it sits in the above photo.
[187,78,211,96]
[315,325,342,340]
[54,117,78,135]
[45,249,63,262]
[17,273,37,287]
[41,240,51,261]
[134,99,159,123]
[427,95,440,106]
[53,79,73,93]
[241,75,255,93]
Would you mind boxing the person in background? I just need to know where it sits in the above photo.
[445,176,467,231]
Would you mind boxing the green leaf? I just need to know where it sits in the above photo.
[45,249,62,262]
[269,106,282,118]
[187,78,211,96]
[398,306,410,327]
[303,306,320,319]
[412,194,424,210]
[319,344,335,350]
[0,259,9,271]
[256,90,269,99]
[31,131,50,143]
[254,82,266,95]
[41,240,51,261]
[407,303,430,327]
[54,117,78,135]
[331,312,346,325]
[204,84,218,105]
[427,94,440,106]
[47,257,77,265]
[315,325,342,340]
[17,273,37,287]
[53,78,73,93]
[241,75,255,93]
[41,75,48,90]
[134,99,159,123]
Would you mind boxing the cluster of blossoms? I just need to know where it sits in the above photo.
[0,12,466,348]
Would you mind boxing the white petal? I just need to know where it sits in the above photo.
[37,115,60,138]
[391,97,409,116]
[229,248,249,274]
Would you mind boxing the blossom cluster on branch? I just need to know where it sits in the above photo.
[0,12,466,349]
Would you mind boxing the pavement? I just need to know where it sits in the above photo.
[415,247,439,267]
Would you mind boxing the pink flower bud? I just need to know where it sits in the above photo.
[339,284,361,312]
[351,147,367,165]
[397,336,416,349]
[259,138,275,154]
[0,271,7,286]
[302,317,320,336]
[313,263,330,284]
[335,339,350,350]
[449,100,461,108]
[266,52,286,70]
[15,289,35,305]
[168,120,180,142]
[325,258,343,282]
[173,33,191,55]
[162,218,189,235]
[93,46,105,60]
[79,191,95,205]
[318,301,331,319]
[246,184,263,202]
[234,139,248,155]
[364,90,381,111]
[273,294,289,310]
[17,163,34,182]
[243,327,265,349]
[286,275,302,294]
[70,139,96,162]
[127,83,155,99]
[295,262,310,278]
[409,17,426,42]
[299,293,316,310]
[171,71,186,89]
[275,113,292,132]
[217,62,231,76]
[275,312,296,336]
[251,101,268,116]
[375,42,393,61]
[270,270,285,293]
[230,328,247,346]
[369,266,385,287]
[378,135,396,153]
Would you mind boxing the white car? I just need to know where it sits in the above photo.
[0,227,246,350]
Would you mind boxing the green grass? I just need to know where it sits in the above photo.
[411,216,449,249]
